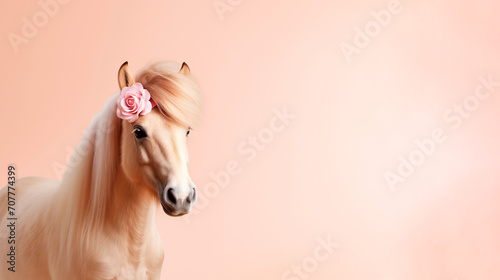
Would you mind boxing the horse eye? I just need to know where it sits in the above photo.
[133,126,148,139]
[186,127,191,137]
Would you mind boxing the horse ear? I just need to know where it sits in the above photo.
[118,61,135,90]
[179,62,191,76]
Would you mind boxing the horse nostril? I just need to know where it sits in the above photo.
[192,188,196,202]
[186,188,196,204]
[166,188,177,205]
[186,188,196,203]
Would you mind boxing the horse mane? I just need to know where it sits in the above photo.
[51,94,122,260]
[136,61,202,127]
[50,61,202,263]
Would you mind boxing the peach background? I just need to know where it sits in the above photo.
[2,0,500,279]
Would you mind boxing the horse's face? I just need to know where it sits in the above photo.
[117,62,196,217]
[120,111,195,216]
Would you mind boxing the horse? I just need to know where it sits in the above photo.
[0,61,202,280]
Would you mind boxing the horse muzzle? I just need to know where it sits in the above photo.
[159,183,197,217]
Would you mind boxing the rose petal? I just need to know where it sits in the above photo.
[141,100,152,115]
[119,87,130,99]
[117,108,124,118]
[129,90,141,99]
[132,83,143,91]
[128,114,139,123]
[120,98,128,109]
[123,96,139,113]
[144,89,151,100]
[137,98,146,113]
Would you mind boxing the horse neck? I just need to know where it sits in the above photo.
[105,166,158,239]
[54,149,158,243]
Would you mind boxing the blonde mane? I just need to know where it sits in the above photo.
[136,61,202,127]
[50,94,122,262]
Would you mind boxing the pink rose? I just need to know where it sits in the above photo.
[116,83,154,123]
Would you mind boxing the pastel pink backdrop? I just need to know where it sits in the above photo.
[1,0,500,279]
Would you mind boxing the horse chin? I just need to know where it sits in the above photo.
[161,203,188,217]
